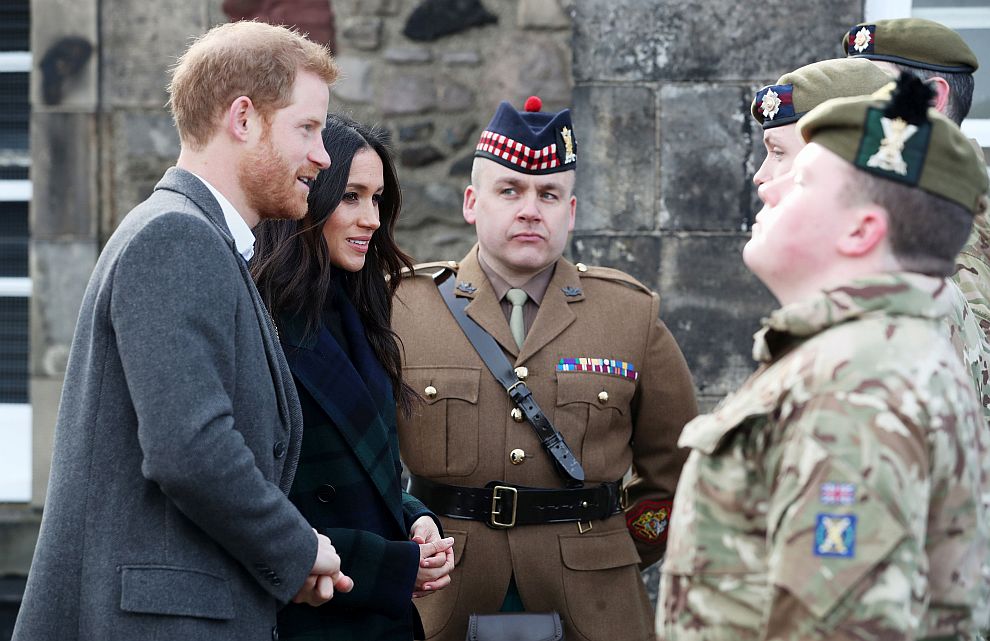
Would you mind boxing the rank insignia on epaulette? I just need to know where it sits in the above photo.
[849,24,875,54]
[626,499,671,545]
[820,482,856,505]
[456,281,477,294]
[561,286,582,297]
[814,513,856,558]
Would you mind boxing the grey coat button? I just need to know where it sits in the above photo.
[273,441,286,459]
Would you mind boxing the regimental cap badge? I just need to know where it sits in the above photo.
[855,73,934,184]
[753,84,795,125]
[559,125,577,165]
[849,24,876,54]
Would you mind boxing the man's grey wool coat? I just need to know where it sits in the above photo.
[13,167,315,641]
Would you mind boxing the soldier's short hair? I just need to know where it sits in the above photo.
[886,64,974,125]
[847,169,974,276]
[167,21,337,149]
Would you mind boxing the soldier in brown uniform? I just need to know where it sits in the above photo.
[393,96,698,641]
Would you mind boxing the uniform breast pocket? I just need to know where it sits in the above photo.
[399,366,481,477]
[555,373,637,475]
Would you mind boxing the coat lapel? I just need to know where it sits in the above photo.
[457,248,520,357]
[281,295,405,531]
[153,167,302,493]
[517,257,579,364]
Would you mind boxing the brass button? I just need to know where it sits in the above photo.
[576,262,588,273]
[510,407,524,422]
[598,390,609,404]
[580,500,588,508]
[424,385,437,399]
[510,448,526,465]
[514,366,528,381]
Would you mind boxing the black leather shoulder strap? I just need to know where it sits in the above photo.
[436,272,585,486]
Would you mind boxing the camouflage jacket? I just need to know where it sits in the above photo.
[953,206,990,341]
[657,273,989,641]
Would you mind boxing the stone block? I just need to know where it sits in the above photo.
[101,0,208,108]
[478,37,571,109]
[30,241,98,378]
[332,55,374,104]
[448,153,474,177]
[105,112,180,235]
[31,0,99,111]
[658,84,751,232]
[0,510,41,575]
[441,50,481,66]
[30,112,98,241]
[572,0,861,83]
[378,73,437,116]
[569,234,661,292]
[657,234,774,398]
[518,0,570,29]
[29,377,61,508]
[400,144,445,167]
[399,122,434,142]
[341,16,383,50]
[437,80,475,113]
[444,120,477,148]
[395,181,474,262]
[384,46,433,64]
[572,84,655,232]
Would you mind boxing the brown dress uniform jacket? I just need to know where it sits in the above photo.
[393,247,697,641]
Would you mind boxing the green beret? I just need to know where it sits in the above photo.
[798,74,988,214]
[842,18,978,73]
[751,58,893,128]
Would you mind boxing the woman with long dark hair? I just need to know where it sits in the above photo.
[252,114,454,641]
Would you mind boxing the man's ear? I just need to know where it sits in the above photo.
[927,76,951,115]
[837,205,889,257]
[226,96,254,142]
[463,184,478,225]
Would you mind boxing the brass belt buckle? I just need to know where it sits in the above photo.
[490,485,518,528]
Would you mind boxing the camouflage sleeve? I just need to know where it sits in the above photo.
[952,209,990,339]
[625,292,697,568]
[760,389,926,640]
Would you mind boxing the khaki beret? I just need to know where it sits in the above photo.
[798,74,988,214]
[751,58,893,128]
[842,18,978,73]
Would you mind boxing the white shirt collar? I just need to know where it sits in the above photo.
[189,172,256,262]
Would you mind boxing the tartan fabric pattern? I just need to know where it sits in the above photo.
[476,129,561,171]
[276,294,435,641]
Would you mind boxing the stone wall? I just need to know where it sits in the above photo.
[569,0,864,408]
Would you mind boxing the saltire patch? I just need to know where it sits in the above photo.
[557,357,638,381]
[819,481,856,505]
[814,513,857,558]
[848,24,876,55]
[626,499,671,545]
[854,106,931,185]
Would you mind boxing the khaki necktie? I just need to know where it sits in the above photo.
[506,288,528,349]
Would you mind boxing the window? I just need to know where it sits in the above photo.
[865,0,990,146]
[0,0,32,503]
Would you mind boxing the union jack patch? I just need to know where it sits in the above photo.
[820,482,856,505]
[626,499,671,545]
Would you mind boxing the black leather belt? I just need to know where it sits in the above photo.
[409,475,622,529]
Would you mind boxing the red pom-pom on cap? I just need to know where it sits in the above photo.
[523,95,542,112]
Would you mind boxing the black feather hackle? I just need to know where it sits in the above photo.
[883,72,934,125]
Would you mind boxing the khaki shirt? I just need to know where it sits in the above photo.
[658,273,989,640]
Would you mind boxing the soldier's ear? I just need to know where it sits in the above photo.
[837,205,889,258]
[463,184,478,225]
[926,76,951,116]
